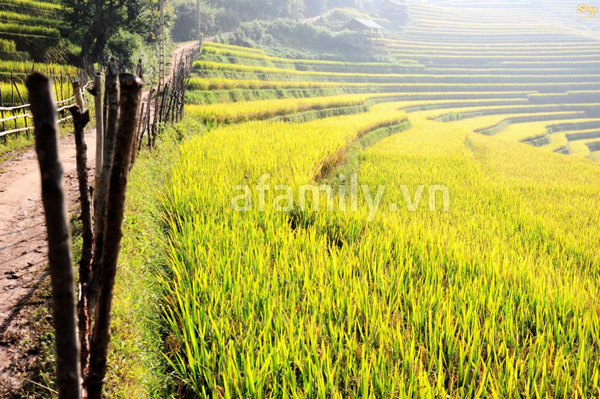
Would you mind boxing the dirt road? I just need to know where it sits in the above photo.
[0,128,97,391]
[169,41,199,79]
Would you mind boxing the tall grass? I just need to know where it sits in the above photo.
[187,77,344,91]
[193,60,425,79]
[131,2,600,396]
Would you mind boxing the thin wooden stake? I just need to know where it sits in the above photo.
[12,80,28,132]
[87,73,104,197]
[146,91,153,149]
[87,73,143,399]
[73,80,86,112]
[131,101,144,166]
[10,72,16,130]
[26,72,82,399]
[0,84,6,134]
[68,105,93,382]
[89,59,119,324]
[136,59,143,80]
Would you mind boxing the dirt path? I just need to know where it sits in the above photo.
[169,41,199,80]
[304,9,334,24]
[0,128,97,392]
[0,40,198,394]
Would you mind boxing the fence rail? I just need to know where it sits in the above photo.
[0,71,83,139]
[0,94,80,138]
[1,44,198,142]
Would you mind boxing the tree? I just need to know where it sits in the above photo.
[172,1,216,42]
[63,0,158,67]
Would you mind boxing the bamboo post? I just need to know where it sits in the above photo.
[10,71,14,105]
[87,73,143,399]
[67,74,71,99]
[139,101,148,152]
[26,72,82,399]
[52,71,61,119]
[163,88,173,124]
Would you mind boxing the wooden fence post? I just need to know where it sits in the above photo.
[88,73,104,197]
[26,72,82,399]
[89,59,120,327]
[151,83,161,148]
[73,79,86,112]
[87,73,143,399]
[0,84,5,135]
[131,101,144,165]
[136,59,143,80]
[68,104,93,382]
[146,90,153,149]
[10,72,16,131]
[12,80,28,133]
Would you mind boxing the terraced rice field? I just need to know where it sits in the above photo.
[0,0,61,47]
[153,1,600,397]
[0,0,72,107]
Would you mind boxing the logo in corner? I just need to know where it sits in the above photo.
[578,3,598,18]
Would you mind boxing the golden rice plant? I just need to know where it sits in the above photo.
[160,100,600,397]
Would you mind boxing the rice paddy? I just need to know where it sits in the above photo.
[0,0,71,107]
[136,0,600,397]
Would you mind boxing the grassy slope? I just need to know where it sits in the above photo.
[104,125,196,398]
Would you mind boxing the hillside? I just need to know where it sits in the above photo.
[0,0,63,61]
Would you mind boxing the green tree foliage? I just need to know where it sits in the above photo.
[227,19,375,61]
[303,0,377,16]
[206,0,303,20]
[172,1,216,42]
[173,0,380,43]
[172,0,304,40]
[63,0,159,66]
